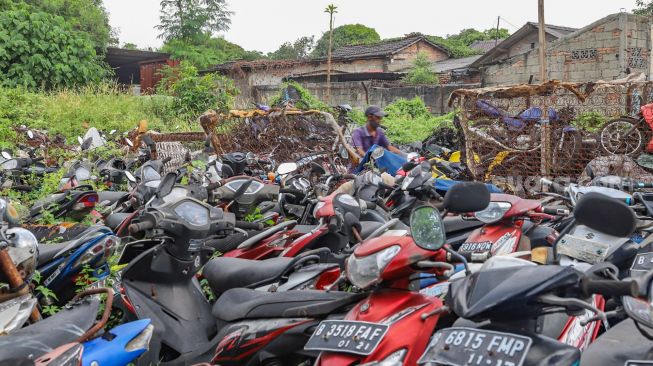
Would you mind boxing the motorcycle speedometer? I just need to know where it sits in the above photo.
[174,201,209,226]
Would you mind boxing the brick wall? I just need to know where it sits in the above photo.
[481,13,651,86]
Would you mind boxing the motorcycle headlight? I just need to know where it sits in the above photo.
[623,296,653,329]
[346,245,401,289]
[360,348,407,366]
[371,146,385,160]
[174,201,209,226]
[474,202,511,224]
[0,294,37,334]
[125,323,155,352]
[6,228,38,276]
[0,159,17,170]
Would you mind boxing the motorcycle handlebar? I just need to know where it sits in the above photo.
[161,156,172,165]
[541,207,570,216]
[580,278,639,298]
[235,221,264,230]
[632,182,653,189]
[540,178,565,194]
[31,156,44,163]
[129,221,154,234]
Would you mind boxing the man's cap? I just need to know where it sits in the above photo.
[365,105,387,117]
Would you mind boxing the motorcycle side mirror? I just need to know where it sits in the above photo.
[125,138,134,147]
[77,136,84,145]
[442,182,491,213]
[157,172,177,198]
[410,205,446,251]
[1,151,11,160]
[109,129,116,135]
[573,192,636,237]
[125,171,136,183]
[277,162,298,175]
[27,130,34,139]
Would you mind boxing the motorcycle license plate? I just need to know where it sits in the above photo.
[459,241,493,253]
[556,234,611,264]
[626,362,653,366]
[419,327,531,366]
[304,320,388,356]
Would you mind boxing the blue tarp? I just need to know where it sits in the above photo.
[354,145,405,176]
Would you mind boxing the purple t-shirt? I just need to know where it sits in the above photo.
[351,126,390,153]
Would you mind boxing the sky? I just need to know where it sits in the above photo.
[104,0,640,53]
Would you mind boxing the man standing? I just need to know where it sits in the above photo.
[351,106,402,157]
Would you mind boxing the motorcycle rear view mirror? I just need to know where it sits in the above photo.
[125,138,134,147]
[573,192,636,237]
[27,130,34,139]
[157,172,177,199]
[277,162,298,175]
[125,171,136,183]
[1,151,11,160]
[442,182,491,213]
[410,205,446,251]
[109,129,116,135]
[77,136,84,145]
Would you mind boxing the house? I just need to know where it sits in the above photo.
[470,39,505,54]
[104,47,179,94]
[473,13,650,86]
[472,23,577,69]
[433,55,482,84]
[209,34,450,86]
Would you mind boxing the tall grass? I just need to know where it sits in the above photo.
[0,83,198,147]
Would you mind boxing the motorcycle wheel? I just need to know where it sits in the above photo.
[599,118,644,156]
[473,120,540,151]
[552,130,582,173]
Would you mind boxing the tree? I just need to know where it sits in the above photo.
[161,35,262,69]
[634,0,653,15]
[311,24,380,57]
[122,42,139,50]
[20,0,115,50]
[427,27,510,58]
[324,4,337,103]
[268,36,314,60]
[157,0,233,42]
[403,51,439,85]
[0,4,106,89]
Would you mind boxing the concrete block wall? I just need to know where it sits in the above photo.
[482,13,651,86]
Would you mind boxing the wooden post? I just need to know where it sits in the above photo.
[538,0,551,176]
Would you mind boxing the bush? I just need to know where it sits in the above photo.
[0,5,107,89]
[403,51,439,85]
[157,62,239,120]
[381,97,453,144]
[161,36,262,69]
[269,81,330,111]
[572,111,607,133]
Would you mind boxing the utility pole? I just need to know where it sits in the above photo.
[495,16,500,46]
[537,0,547,83]
[325,4,338,104]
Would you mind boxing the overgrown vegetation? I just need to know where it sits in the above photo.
[157,62,239,119]
[427,28,510,58]
[571,111,607,133]
[270,80,330,111]
[0,2,108,89]
[382,97,454,144]
[311,24,381,58]
[0,83,196,147]
[161,36,262,70]
[403,51,440,85]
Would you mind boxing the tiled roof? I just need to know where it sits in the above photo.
[331,35,449,59]
[433,55,482,72]
[526,22,578,38]
[470,39,505,53]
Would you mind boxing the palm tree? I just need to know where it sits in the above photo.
[325,4,338,103]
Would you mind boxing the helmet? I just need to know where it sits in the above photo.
[1,228,38,283]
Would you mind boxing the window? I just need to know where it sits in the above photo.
[530,43,535,49]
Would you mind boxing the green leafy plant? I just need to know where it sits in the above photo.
[382,97,454,144]
[269,81,330,111]
[312,24,381,58]
[161,36,262,69]
[0,4,108,89]
[74,265,99,293]
[572,111,607,133]
[403,51,440,85]
[157,62,239,120]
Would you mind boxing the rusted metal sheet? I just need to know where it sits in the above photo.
[139,59,180,94]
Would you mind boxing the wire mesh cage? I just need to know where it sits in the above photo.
[450,80,653,196]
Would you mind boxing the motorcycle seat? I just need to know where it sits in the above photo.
[105,212,132,231]
[97,191,128,206]
[30,192,67,216]
[203,257,293,296]
[213,288,364,321]
[0,297,99,362]
[38,241,75,264]
[443,216,483,234]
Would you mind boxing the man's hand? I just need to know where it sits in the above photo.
[355,147,366,157]
[388,145,402,154]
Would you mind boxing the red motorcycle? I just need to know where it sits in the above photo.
[457,193,564,263]
[309,182,491,365]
